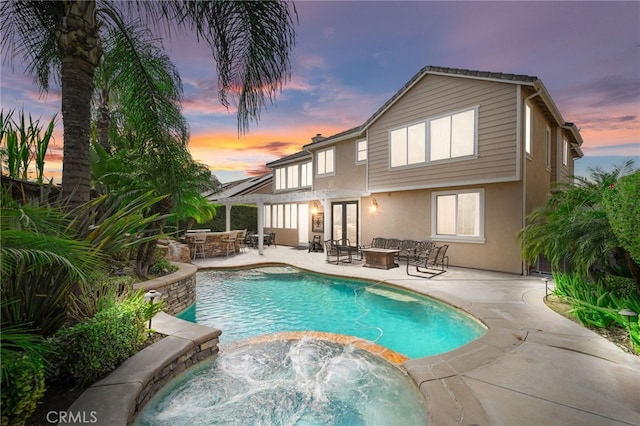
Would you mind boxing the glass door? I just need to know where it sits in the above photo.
[331,201,358,244]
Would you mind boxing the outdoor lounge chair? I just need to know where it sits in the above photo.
[406,245,447,278]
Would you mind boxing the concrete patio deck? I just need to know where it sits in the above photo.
[194,245,640,426]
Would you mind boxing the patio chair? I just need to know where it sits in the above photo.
[414,241,435,259]
[385,238,401,250]
[266,232,277,247]
[398,240,418,261]
[237,229,248,252]
[308,235,323,252]
[434,244,449,270]
[371,237,387,248]
[190,232,207,260]
[325,240,353,265]
[406,245,446,278]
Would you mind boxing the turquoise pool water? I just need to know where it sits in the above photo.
[135,338,430,426]
[179,267,485,358]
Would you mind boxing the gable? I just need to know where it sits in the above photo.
[367,73,519,191]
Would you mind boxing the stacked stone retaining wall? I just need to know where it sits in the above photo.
[133,262,196,316]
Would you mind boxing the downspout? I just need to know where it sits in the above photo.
[522,88,541,275]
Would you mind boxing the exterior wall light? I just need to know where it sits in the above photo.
[311,201,319,214]
[370,198,378,213]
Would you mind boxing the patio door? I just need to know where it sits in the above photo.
[331,201,358,244]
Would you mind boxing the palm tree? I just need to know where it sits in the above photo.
[519,160,639,283]
[93,19,188,153]
[1,1,296,206]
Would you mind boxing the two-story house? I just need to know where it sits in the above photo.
[212,66,583,274]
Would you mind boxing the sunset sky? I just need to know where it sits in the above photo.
[1,1,638,183]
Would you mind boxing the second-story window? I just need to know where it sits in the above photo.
[301,162,312,186]
[430,108,476,161]
[546,126,551,169]
[356,139,367,163]
[317,148,335,175]
[525,103,532,155]
[274,168,286,190]
[390,122,425,167]
[563,138,568,166]
[287,165,298,188]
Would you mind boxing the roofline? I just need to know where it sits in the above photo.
[361,66,538,133]
[302,127,362,151]
[266,151,311,168]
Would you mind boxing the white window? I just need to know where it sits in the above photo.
[287,165,298,188]
[525,103,532,155]
[545,126,551,169]
[274,168,286,190]
[317,148,335,175]
[430,109,476,161]
[432,189,483,241]
[264,205,271,227]
[390,123,425,167]
[300,162,312,186]
[562,138,568,166]
[356,139,367,163]
[276,204,284,228]
[284,204,291,228]
[283,204,297,229]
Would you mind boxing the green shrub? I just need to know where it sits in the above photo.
[149,257,178,275]
[201,204,257,232]
[552,273,617,328]
[48,298,149,386]
[609,291,640,351]
[0,352,46,426]
[67,274,136,323]
[604,274,637,298]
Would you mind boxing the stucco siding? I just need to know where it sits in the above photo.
[313,137,366,192]
[368,75,519,191]
[362,182,524,274]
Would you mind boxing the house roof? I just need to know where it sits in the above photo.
[205,173,272,201]
[265,150,310,168]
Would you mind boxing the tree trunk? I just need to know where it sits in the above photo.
[97,88,111,153]
[58,0,102,206]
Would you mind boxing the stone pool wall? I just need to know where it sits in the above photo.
[67,313,222,425]
[133,262,196,316]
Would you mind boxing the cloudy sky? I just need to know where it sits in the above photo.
[1,1,639,182]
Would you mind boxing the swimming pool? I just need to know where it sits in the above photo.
[179,267,485,359]
[137,266,486,425]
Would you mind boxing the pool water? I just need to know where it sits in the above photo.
[179,267,485,359]
[135,338,430,426]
